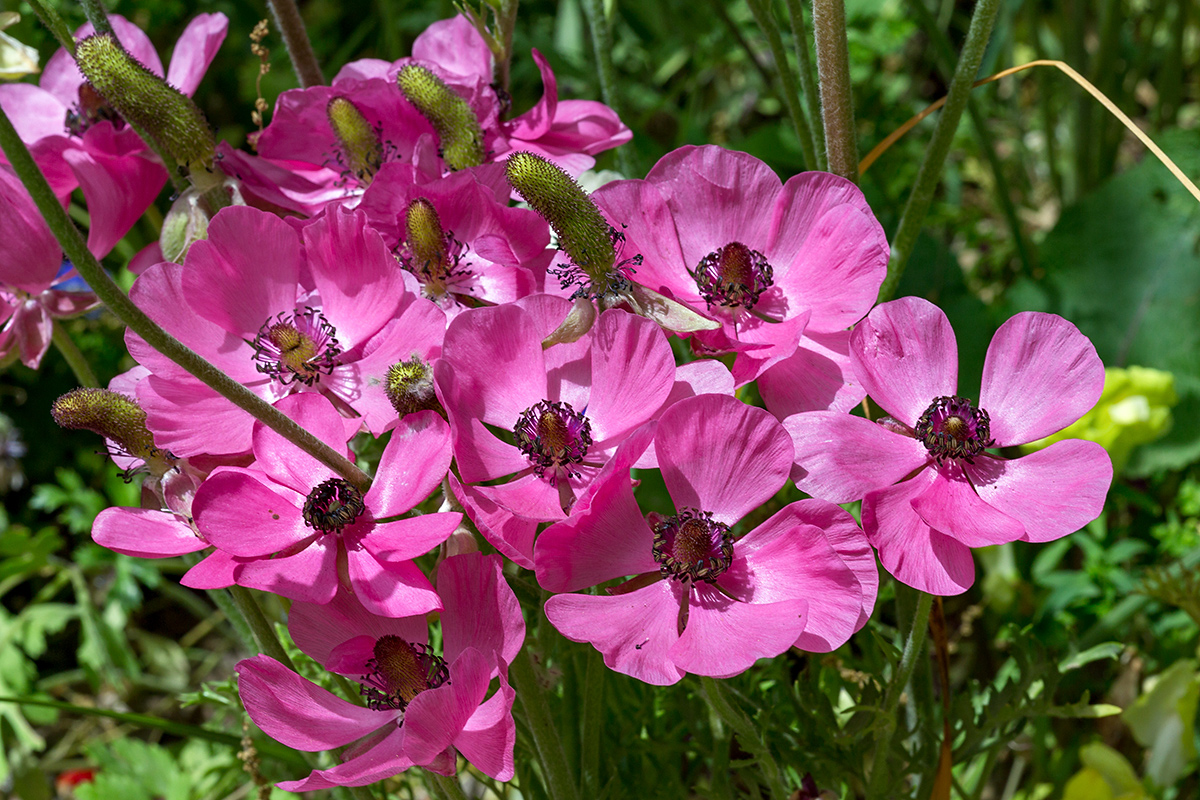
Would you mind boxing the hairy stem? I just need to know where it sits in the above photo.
[0,105,371,492]
[745,0,818,172]
[78,0,114,37]
[267,0,325,88]
[28,0,75,53]
[877,0,1002,302]
[812,0,858,181]
[510,646,579,800]
[784,0,825,168]
[51,320,99,388]
[579,0,635,177]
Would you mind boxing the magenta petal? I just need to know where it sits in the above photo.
[851,297,958,426]
[64,140,165,258]
[584,311,675,445]
[236,539,339,604]
[862,473,975,595]
[14,300,52,369]
[289,590,428,666]
[411,15,492,83]
[165,13,228,96]
[192,470,306,556]
[657,395,792,525]
[370,410,452,516]
[785,411,929,503]
[438,553,525,668]
[137,376,255,458]
[785,499,878,635]
[361,514,460,564]
[93,508,206,558]
[670,585,808,678]
[545,581,687,686]
[911,466,1026,548]
[347,552,441,617]
[180,549,240,589]
[758,329,865,418]
[979,312,1105,445]
[237,654,391,750]
[252,393,349,492]
[448,474,539,569]
[455,679,516,780]
[326,635,377,675]
[277,727,414,791]
[969,441,1112,543]
[0,168,61,292]
[403,647,491,765]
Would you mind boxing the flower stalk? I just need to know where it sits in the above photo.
[811,0,858,181]
[51,321,99,388]
[266,0,325,88]
[745,0,818,172]
[510,646,580,800]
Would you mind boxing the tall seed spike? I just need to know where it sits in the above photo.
[326,96,382,183]
[396,64,484,171]
[51,388,168,467]
[404,198,449,277]
[73,34,215,178]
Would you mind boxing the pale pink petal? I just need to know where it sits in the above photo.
[448,473,539,569]
[851,297,958,426]
[545,581,687,686]
[369,410,452,517]
[237,654,393,750]
[785,411,930,503]
[784,499,878,634]
[585,310,675,444]
[439,553,525,668]
[192,470,307,556]
[137,376,256,458]
[632,360,733,469]
[0,84,68,143]
[275,727,414,791]
[347,552,441,617]
[360,514,460,564]
[411,15,493,83]
[92,508,206,558]
[670,586,808,677]
[759,329,864,418]
[862,472,975,595]
[979,312,1105,446]
[235,538,339,604]
[455,679,516,780]
[657,395,792,525]
[968,441,1112,543]
[403,647,491,764]
[165,13,228,95]
[911,465,1026,548]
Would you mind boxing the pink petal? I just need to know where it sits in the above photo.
[326,635,377,675]
[251,393,349,493]
[784,499,878,636]
[0,84,68,143]
[657,395,792,525]
[65,148,165,258]
[759,329,865,418]
[275,727,414,791]
[0,168,61,292]
[455,679,516,780]
[968,441,1112,543]
[439,553,525,668]
[448,474,539,569]
[289,589,428,666]
[237,654,392,750]
[347,552,441,617]
[545,581,687,686]
[14,299,52,369]
[669,585,808,677]
[411,15,493,83]
[910,465,1026,548]
[92,507,207,558]
[979,312,1105,446]
[851,297,958,426]
[403,647,491,764]
[165,13,228,96]
[361,514,460,564]
[192,470,307,557]
[136,375,255,458]
[862,472,975,595]
[235,538,340,604]
[369,410,452,517]
[585,310,676,445]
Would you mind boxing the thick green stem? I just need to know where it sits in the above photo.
[579,647,606,795]
[811,0,858,181]
[579,0,634,177]
[876,0,1002,303]
[51,320,99,388]
[867,590,933,799]
[0,105,372,492]
[492,0,520,95]
[427,772,470,800]
[700,677,788,800]
[267,0,325,88]
[28,0,75,53]
[784,0,825,168]
[227,585,295,670]
[78,0,113,37]
[745,0,818,172]
[510,647,579,800]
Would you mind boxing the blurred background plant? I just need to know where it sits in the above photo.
[0,0,1197,797]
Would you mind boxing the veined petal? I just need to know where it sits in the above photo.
[347,552,441,617]
[276,727,414,790]
[669,585,807,678]
[455,679,516,780]
[910,464,1026,548]
[439,553,525,669]
[192,469,307,557]
[93,508,207,558]
[403,647,491,764]
[759,329,865,418]
[369,410,452,516]
[166,13,228,96]
[585,310,675,445]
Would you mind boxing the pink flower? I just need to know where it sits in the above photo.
[785,297,1114,595]
[237,552,523,789]
[590,145,888,411]
[0,14,227,256]
[187,393,459,616]
[436,297,676,566]
[536,394,877,685]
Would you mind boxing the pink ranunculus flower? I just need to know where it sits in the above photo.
[0,14,227,256]
[187,393,459,616]
[590,145,888,411]
[237,552,523,790]
[436,296,677,567]
[536,394,877,685]
[785,296,1114,595]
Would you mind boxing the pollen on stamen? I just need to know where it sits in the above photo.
[400,198,468,297]
[302,478,365,534]
[651,508,734,583]
[327,96,383,184]
[359,635,449,712]
[251,307,342,386]
[689,241,774,310]
[914,395,995,464]
[513,400,593,485]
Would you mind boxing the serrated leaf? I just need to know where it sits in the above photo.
[1059,642,1124,672]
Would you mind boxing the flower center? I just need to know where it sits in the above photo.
[65,83,123,136]
[384,355,440,417]
[359,635,449,712]
[513,400,592,485]
[400,198,467,296]
[914,395,995,464]
[652,508,734,583]
[302,478,365,534]
[327,96,383,185]
[251,308,342,386]
[689,241,774,310]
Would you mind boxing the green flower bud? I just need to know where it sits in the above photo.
[74,34,215,178]
[384,356,442,418]
[327,96,382,184]
[403,198,453,291]
[52,388,172,473]
[396,64,484,171]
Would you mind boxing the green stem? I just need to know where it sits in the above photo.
[783,0,825,168]
[345,785,377,800]
[811,0,858,181]
[867,590,933,799]
[510,646,579,800]
[27,0,75,53]
[699,677,788,800]
[227,585,295,670]
[492,0,520,95]
[579,0,635,177]
[876,0,1002,303]
[579,647,606,795]
[267,0,325,88]
[78,0,113,37]
[51,320,99,388]
[745,0,817,172]
[427,772,470,800]
[0,105,372,493]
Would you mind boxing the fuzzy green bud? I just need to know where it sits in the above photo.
[384,356,441,418]
[327,96,382,183]
[505,151,624,295]
[52,388,171,471]
[74,34,215,177]
[396,64,484,171]
[404,198,452,289]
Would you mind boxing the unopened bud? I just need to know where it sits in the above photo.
[74,34,215,177]
[52,388,171,471]
[384,356,441,418]
[403,198,451,286]
[396,64,484,171]
[160,189,209,263]
[327,96,382,183]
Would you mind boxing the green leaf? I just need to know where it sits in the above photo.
[1123,659,1200,787]
[1059,642,1124,672]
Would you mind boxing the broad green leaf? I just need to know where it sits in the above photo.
[1123,659,1200,787]
[1059,642,1124,672]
